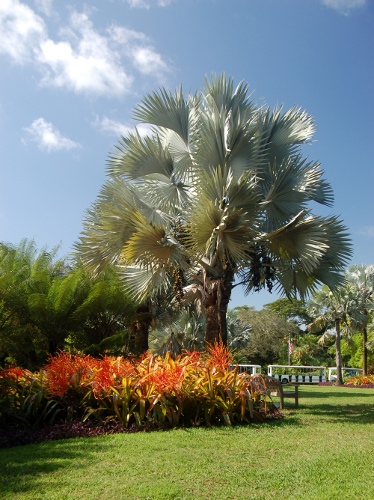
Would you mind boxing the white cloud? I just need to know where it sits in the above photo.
[0,0,46,63]
[108,25,148,44]
[24,118,81,152]
[94,116,151,138]
[0,2,171,97]
[321,0,367,14]
[131,46,170,77]
[126,0,174,8]
[33,0,54,16]
[37,12,133,96]
[108,25,171,80]
[359,226,374,238]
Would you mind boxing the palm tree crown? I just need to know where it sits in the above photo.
[77,74,352,346]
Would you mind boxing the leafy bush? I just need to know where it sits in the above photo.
[0,366,61,429]
[346,374,374,387]
[0,344,279,439]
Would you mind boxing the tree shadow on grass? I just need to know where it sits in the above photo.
[0,437,116,497]
[299,389,374,399]
[279,388,374,425]
[296,401,374,424]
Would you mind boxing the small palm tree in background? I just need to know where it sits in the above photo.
[77,74,351,347]
[307,285,359,385]
[345,265,374,374]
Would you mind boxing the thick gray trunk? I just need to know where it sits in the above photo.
[335,319,344,386]
[204,271,233,347]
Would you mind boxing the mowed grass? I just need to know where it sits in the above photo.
[0,386,373,500]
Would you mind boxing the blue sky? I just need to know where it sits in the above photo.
[0,0,373,309]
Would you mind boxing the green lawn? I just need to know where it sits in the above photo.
[1,386,373,499]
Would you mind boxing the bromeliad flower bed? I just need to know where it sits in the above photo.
[0,344,278,445]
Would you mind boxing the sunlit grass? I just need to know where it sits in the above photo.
[1,386,373,499]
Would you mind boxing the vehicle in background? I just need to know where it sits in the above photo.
[327,367,362,381]
[267,365,327,384]
[229,364,262,376]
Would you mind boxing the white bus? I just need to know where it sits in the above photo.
[268,365,327,384]
[229,364,262,376]
[327,367,362,381]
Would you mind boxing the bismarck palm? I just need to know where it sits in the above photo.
[77,74,351,347]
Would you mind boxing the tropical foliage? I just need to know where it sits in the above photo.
[307,284,362,384]
[0,346,278,432]
[345,264,374,374]
[232,305,299,365]
[0,241,138,369]
[345,373,374,386]
[77,74,351,346]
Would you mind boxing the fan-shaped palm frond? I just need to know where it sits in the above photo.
[77,73,352,347]
[258,105,315,164]
[119,264,172,303]
[107,131,174,179]
[261,156,334,227]
[133,86,198,143]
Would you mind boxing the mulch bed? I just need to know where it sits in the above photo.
[0,420,145,449]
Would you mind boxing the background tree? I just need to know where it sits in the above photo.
[345,264,374,374]
[0,240,139,368]
[263,298,312,327]
[66,264,137,356]
[307,285,358,385]
[226,309,252,352]
[289,332,334,366]
[0,240,66,368]
[149,309,205,355]
[77,74,351,348]
[233,306,298,365]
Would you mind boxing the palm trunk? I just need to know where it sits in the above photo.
[362,326,368,376]
[204,270,233,347]
[335,318,344,386]
[128,305,152,355]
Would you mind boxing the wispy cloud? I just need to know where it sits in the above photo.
[34,0,54,16]
[24,118,81,152]
[0,1,171,97]
[321,0,367,15]
[38,12,133,97]
[108,25,171,81]
[0,0,46,63]
[126,0,175,9]
[359,226,374,238]
[131,46,170,78]
[94,116,151,138]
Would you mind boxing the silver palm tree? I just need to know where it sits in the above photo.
[77,74,351,348]
[307,285,359,385]
[345,265,374,374]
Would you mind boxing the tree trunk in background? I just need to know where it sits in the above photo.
[335,318,344,385]
[128,305,152,355]
[362,326,368,375]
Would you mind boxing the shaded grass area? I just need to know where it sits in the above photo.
[0,386,373,499]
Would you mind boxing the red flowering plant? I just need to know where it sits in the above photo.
[0,366,61,429]
[88,356,136,398]
[1,345,278,432]
[82,354,149,427]
[205,341,233,372]
[145,353,187,426]
[43,352,97,397]
[346,374,374,387]
[0,367,34,415]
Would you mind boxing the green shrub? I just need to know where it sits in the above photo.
[0,344,278,432]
